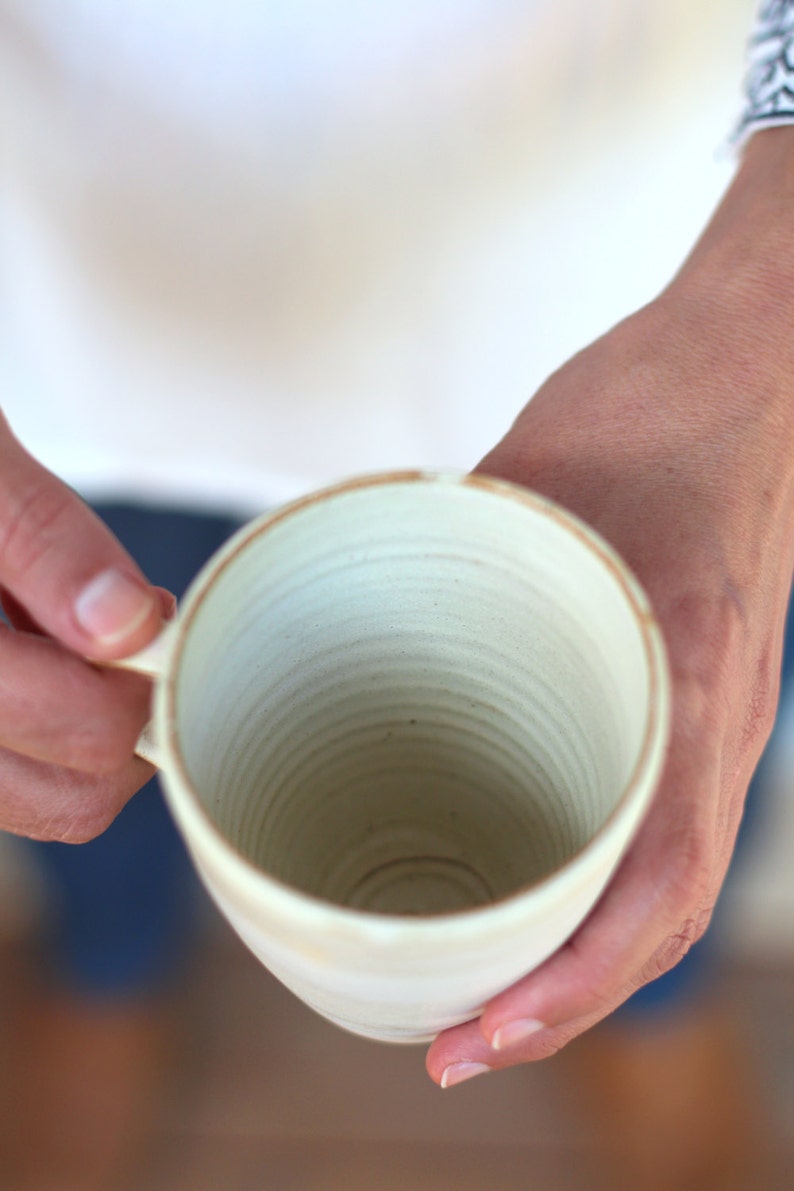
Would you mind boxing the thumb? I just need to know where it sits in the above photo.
[0,413,163,659]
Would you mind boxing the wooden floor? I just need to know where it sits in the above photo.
[1,909,792,1190]
[144,924,590,1191]
[128,923,794,1188]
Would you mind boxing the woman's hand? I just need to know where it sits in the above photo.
[427,128,794,1086]
[0,412,169,842]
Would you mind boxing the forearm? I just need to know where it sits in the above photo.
[666,0,794,435]
[652,128,794,537]
[673,127,794,375]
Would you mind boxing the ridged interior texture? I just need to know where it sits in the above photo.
[174,480,651,916]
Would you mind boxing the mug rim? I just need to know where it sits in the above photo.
[154,469,671,934]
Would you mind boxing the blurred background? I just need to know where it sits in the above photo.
[1,0,792,1187]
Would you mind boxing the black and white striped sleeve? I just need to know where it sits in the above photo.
[735,1,794,143]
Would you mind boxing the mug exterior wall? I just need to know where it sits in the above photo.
[149,473,671,1042]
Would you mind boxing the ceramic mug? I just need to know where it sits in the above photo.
[119,471,670,1043]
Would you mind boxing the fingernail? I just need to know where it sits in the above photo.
[440,1062,491,1089]
[491,1018,546,1051]
[75,569,156,646]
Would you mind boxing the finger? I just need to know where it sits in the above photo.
[0,743,155,843]
[426,758,719,1085]
[2,581,175,640]
[0,623,154,771]
[0,413,163,659]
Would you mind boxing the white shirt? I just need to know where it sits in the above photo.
[0,0,753,513]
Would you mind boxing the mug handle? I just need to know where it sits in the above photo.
[104,620,178,767]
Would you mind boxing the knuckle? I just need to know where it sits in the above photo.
[41,812,104,845]
[673,839,713,911]
[0,775,117,844]
[29,769,141,844]
[53,810,116,844]
[0,479,75,581]
[740,650,779,762]
[529,1023,583,1060]
[656,816,715,923]
[642,904,714,983]
[560,937,627,1019]
[0,715,146,840]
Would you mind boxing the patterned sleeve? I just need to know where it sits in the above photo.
[735,1,794,143]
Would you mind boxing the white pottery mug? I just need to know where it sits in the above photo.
[119,471,670,1043]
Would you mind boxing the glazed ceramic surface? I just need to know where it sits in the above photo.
[129,472,670,1042]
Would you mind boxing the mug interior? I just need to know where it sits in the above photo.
[169,476,655,917]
